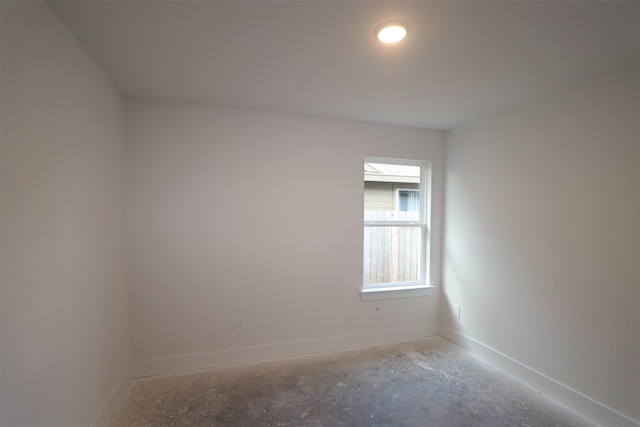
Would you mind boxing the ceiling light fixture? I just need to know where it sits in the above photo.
[376,21,408,44]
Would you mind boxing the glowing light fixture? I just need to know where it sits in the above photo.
[376,21,408,44]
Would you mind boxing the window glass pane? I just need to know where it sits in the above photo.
[364,162,420,222]
[363,226,422,286]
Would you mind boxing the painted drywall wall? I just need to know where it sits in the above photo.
[443,65,640,425]
[126,99,444,375]
[1,2,130,426]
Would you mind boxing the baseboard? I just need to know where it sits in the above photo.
[133,324,439,378]
[90,363,132,427]
[439,326,640,427]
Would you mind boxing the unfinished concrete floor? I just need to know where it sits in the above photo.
[112,337,597,427]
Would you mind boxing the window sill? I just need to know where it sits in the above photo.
[360,284,435,301]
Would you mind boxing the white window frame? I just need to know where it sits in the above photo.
[362,157,433,300]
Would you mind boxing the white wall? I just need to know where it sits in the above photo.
[1,2,130,426]
[443,65,640,425]
[126,99,444,376]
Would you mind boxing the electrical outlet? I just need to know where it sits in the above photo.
[235,318,245,334]
[452,305,461,319]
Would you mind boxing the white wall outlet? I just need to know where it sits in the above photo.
[235,318,246,334]
[452,305,461,319]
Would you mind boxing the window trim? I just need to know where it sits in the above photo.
[362,157,432,298]
[360,283,435,301]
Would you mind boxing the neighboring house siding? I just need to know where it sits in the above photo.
[364,182,394,211]
[364,182,419,211]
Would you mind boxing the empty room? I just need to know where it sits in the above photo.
[1,1,639,426]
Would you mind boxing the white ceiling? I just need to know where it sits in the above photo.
[48,0,639,130]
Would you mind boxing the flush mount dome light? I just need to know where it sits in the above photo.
[376,21,408,44]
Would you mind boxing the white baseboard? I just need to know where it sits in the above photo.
[90,363,132,427]
[440,326,640,427]
[133,324,439,378]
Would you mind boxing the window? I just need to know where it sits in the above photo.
[396,189,419,213]
[363,158,431,297]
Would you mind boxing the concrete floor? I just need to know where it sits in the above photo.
[112,337,597,427]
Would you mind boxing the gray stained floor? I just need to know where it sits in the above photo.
[112,337,597,427]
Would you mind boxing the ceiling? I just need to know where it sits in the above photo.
[48,1,639,130]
